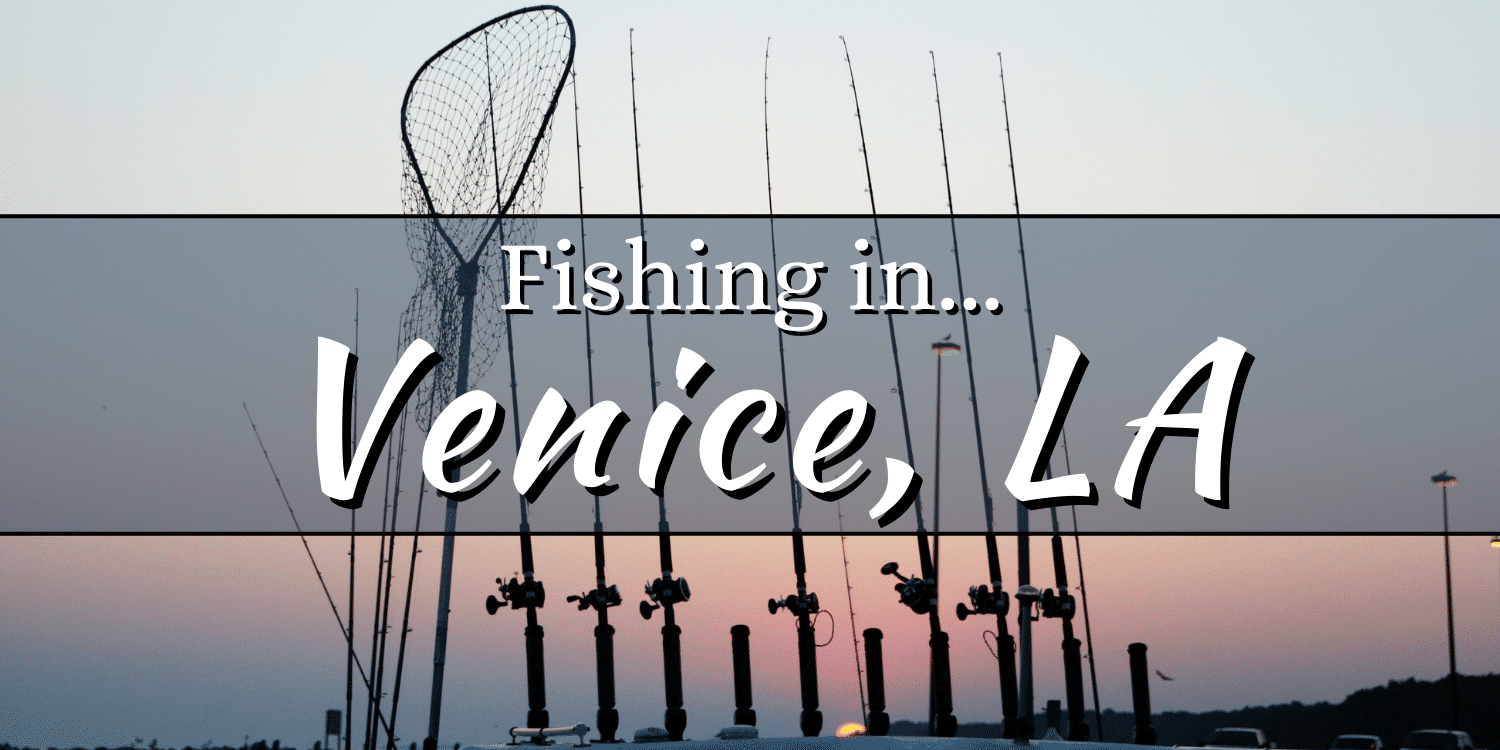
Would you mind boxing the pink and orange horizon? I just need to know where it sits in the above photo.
[4,534,1497,749]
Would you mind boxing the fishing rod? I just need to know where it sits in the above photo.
[759,37,825,738]
[629,29,692,742]
[369,353,419,750]
[558,66,625,744]
[363,449,386,749]
[349,291,359,750]
[384,393,426,750]
[242,403,396,743]
[365,415,402,750]
[483,133,551,734]
[1040,532,1087,740]
[996,51,1089,741]
[925,51,1021,739]
[840,36,954,738]
[1062,438,1105,740]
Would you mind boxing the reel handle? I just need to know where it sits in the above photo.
[880,562,909,582]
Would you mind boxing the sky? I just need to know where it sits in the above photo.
[1,1,1497,214]
[1,2,1498,749]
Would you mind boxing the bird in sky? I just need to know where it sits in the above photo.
[1156,670,1174,681]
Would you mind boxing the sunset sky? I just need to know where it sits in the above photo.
[5,534,1499,748]
[2,2,1498,749]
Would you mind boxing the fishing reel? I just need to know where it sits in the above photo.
[485,575,546,614]
[639,576,691,620]
[768,591,820,617]
[881,562,936,616]
[566,584,622,613]
[955,583,1009,621]
[1039,586,1075,621]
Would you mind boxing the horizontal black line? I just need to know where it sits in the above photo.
[2,214,1497,220]
[4,530,1496,537]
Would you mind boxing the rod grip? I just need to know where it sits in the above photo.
[1063,634,1088,740]
[594,623,617,720]
[524,622,548,730]
[797,617,822,736]
[929,629,956,737]
[995,617,1019,738]
[662,621,686,741]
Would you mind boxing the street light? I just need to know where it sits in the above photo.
[930,337,961,585]
[1492,536,1499,679]
[1430,471,1458,730]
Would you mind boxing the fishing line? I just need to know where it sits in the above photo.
[810,609,836,647]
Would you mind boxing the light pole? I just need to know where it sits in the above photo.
[1430,471,1458,730]
[1492,536,1499,674]
[931,337,961,585]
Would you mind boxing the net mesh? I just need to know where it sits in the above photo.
[398,7,574,428]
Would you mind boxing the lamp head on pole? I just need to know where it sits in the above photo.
[1431,471,1457,488]
[932,336,961,357]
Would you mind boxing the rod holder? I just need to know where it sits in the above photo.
[1128,642,1156,745]
[730,625,755,727]
[862,628,890,737]
[929,630,957,737]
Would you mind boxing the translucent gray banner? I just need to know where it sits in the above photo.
[1,217,1495,533]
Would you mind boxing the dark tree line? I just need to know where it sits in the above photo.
[890,673,1498,749]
